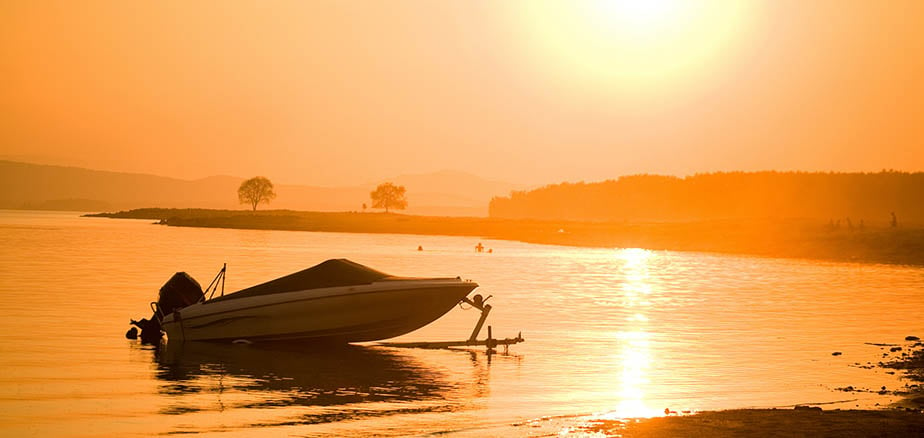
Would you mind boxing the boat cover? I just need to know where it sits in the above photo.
[209,259,390,303]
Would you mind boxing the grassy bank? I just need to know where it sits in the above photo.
[86,208,924,266]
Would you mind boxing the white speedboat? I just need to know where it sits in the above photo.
[146,259,478,343]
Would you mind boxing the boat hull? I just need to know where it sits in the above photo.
[162,279,477,343]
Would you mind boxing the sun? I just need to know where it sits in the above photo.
[594,0,685,39]
[504,0,756,97]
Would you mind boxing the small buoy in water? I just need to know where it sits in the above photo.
[417,245,423,251]
[125,327,138,340]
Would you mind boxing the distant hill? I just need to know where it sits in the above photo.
[0,160,523,216]
[489,171,924,225]
[383,169,525,216]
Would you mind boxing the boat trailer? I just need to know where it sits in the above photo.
[379,293,524,353]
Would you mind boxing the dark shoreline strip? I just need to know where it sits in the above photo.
[86,208,924,267]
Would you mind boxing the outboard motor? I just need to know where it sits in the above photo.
[127,272,203,344]
[157,272,204,315]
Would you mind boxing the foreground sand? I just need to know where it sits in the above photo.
[582,409,924,437]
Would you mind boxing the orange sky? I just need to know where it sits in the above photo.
[1,1,922,186]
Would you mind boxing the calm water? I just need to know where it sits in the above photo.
[1,210,922,436]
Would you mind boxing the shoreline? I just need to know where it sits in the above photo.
[582,408,924,437]
[85,208,924,266]
[579,340,924,436]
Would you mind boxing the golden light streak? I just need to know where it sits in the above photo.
[608,248,660,418]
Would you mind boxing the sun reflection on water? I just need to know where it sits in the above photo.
[610,248,661,419]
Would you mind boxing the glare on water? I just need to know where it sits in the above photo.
[0,211,922,436]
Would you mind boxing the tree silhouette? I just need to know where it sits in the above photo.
[488,171,924,223]
[370,182,407,213]
[238,176,276,211]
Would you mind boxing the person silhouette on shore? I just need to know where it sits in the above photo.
[891,212,898,228]
[475,242,484,253]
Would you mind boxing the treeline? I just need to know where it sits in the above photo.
[489,171,924,224]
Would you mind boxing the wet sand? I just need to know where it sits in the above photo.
[583,409,924,437]
[826,339,924,409]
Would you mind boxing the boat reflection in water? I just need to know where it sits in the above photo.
[152,341,484,433]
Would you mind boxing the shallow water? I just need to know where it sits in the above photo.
[0,210,921,436]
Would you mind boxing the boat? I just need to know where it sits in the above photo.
[144,259,479,343]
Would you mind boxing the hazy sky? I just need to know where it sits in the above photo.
[2,1,922,186]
